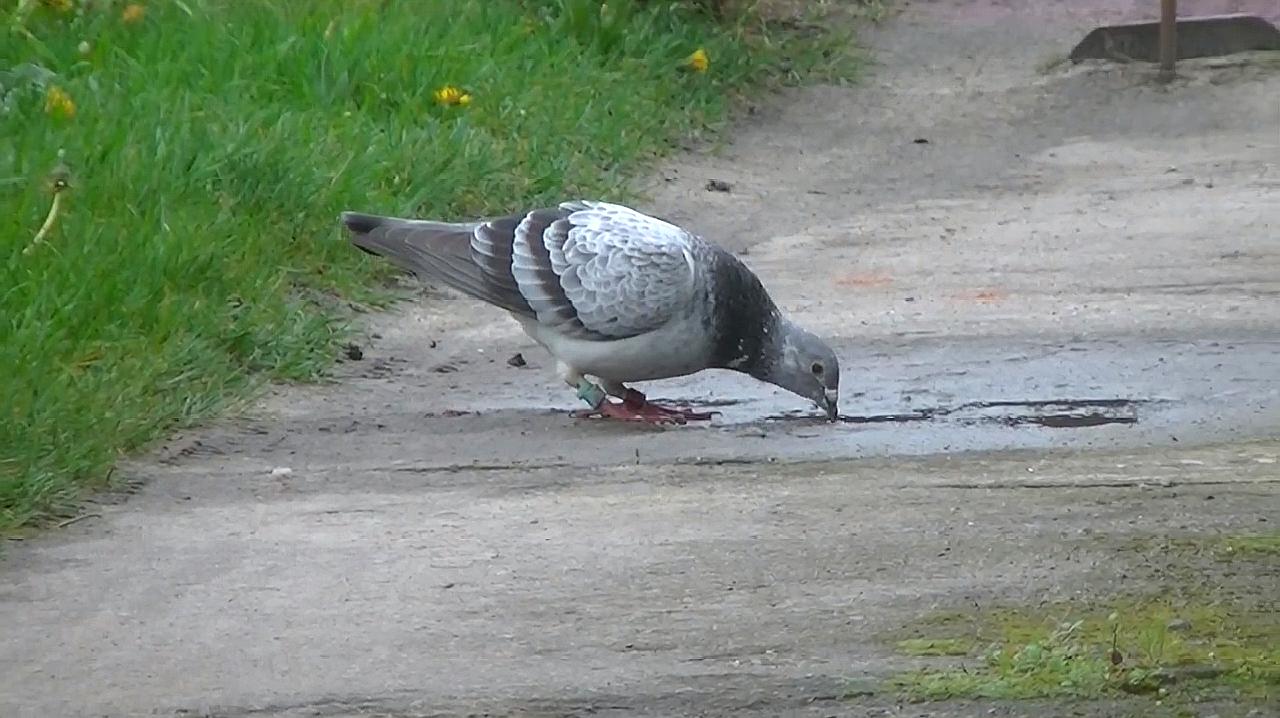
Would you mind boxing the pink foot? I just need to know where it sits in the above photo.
[571,390,717,425]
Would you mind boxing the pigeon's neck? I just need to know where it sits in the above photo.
[704,249,784,377]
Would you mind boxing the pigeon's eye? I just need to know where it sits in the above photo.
[811,362,824,376]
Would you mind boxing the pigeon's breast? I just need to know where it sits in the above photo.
[522,316,712,382]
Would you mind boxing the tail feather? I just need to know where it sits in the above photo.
[339,210,533,318]
[340,211,386,237]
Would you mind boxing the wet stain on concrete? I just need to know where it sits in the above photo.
[767,398,1147,429]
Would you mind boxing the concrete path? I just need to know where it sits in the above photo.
[3,2,1278,716]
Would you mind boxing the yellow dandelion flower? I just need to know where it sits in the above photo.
[433,85,471,107]
[433,85,461,105]
[44,86,76,119]
[40,0,73,13]
[685,48,710,73]
[122,3,145,24]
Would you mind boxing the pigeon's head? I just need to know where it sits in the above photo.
[763,320,840,421]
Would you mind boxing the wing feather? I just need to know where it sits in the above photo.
[548,201,697,339]
[344,201,698,342]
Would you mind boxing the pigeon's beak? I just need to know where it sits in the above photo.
[821,389,839,422]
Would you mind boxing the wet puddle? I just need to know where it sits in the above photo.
[453,337,1278,460]
[765,398,1147,429]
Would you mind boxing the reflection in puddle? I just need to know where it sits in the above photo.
[766,398,1146,429]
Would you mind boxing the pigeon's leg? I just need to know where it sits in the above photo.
[571,380,687,425]
[601,382,717,422]
[560,365,687,425]
[560,365,608,414]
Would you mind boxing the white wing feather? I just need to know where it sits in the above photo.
[537,201,697,339]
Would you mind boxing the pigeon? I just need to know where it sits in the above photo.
[340,200,839,424]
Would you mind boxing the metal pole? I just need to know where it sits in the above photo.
[1159,0,1177,80]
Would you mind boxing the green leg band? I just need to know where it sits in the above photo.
[576,379,606,409]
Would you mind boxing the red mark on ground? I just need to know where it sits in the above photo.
[954,289,1008,303]
[835,273,894,288]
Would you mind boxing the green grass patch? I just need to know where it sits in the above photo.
[1139,532,1280,561]
[888,597,1279,703]
[895,638,973,657]
[1221,533,1280,557]
[1,0,857,531]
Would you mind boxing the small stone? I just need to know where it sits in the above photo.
[1166,618,1191,632]
[507,352,527,368]
[705,178,732,193]
[344,343,363,361]
[269,467,293,477]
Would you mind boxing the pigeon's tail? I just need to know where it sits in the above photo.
[340,211,393,237]
[339,211,532,317]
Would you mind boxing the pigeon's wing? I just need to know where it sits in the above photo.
[343,201,698,341]
[503,201,699,341]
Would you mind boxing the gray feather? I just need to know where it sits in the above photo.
[340,201,699,342]
[341,211,534,318]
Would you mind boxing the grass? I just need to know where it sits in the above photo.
[886,534,1280,705]
[1138,532,1280,561]
[891,600,1279,702]
[895,638,972,657]
[1221,533,1280,557]
[1,0,857,531]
